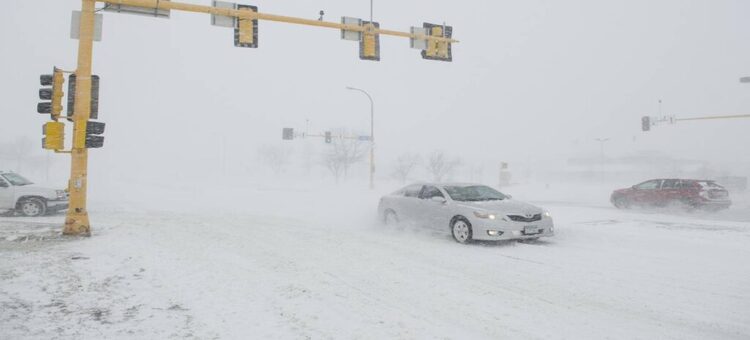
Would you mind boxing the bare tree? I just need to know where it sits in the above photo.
[425,150,461,183]
[257,144,293,175]
[391,153,421,183]
[0,136,33,173]
[322,137,367,183]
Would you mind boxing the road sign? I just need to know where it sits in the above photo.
[211,1,237,27]
[341,17,362,41]
[71,11,103,41]
[103,1,171,18]
[409,27,428,50]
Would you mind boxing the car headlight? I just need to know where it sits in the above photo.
[56,190,67,200]
[544,211,551,218]
[473,211,496,220]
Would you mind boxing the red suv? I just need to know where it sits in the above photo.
[611,179,731,211]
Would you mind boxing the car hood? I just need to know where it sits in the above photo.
[455,199,543,215]
[15,185,58,199]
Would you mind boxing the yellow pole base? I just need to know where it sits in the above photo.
[63,213,91,236]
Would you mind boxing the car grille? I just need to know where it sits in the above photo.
[507,214,542,222]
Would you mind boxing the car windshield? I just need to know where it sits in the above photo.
[444,185,507,202]
[2,173,33,186]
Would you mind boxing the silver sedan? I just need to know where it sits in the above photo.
[377,183,554,244]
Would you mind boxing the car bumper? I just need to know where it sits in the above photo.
[698,200,732,209]
[47,200,69,212]
[472,218,555,241]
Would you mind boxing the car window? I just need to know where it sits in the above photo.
[662,179,679,189]
[635,180,661,190]
[443,185,507,202]
[402,185,423,198]
[0,177,8,188]
[697,181,724,190]
[679,180,696,189]
[420,186,444,199]
[1,173,33,186]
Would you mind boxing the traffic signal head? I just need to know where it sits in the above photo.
[359,22,380,61]
[85,121,105,148]
[234,4,259,48]
[641,116,651,131]
[67,74,100,120]
[42,121,65,150]
[37,69,65,119]
[282,128,294,140]
[421,23,453,62]
[325,131,332,143]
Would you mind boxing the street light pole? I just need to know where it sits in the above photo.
[346,86,375,190]
[594,138,610,183]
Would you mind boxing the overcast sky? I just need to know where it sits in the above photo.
[2,0,749,180]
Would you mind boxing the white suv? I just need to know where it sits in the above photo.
[0,171,68,217]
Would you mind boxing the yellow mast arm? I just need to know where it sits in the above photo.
[99,0,459,43]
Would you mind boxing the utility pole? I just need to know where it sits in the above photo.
[346,86,375,190]
[42,0,456,236]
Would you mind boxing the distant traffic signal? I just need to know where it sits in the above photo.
[359,22,380,61]
[37,68,65,119]
[67,74,100,120]
[325,131,332,143]
[85,121,106,148]
[234,4,259,48]
[641,116,651,131]
[421,23,453,62]
[42,122,65,150]
[282,128,294,140]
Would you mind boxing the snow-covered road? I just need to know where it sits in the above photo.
[1,184,749,339]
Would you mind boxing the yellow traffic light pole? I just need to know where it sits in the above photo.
[60,0,457,236]
[64,0,97,236]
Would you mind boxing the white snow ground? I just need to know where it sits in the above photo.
[1,181,749,339]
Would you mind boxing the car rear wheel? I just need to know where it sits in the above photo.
[19,198,46,217]
[451,218,473,244]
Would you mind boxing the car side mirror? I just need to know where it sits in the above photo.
[430,196,446,203]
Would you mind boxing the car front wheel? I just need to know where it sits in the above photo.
[19,198,46,217]
[612,195,631,209]
[451,218,473,244]
[383,210,399,226]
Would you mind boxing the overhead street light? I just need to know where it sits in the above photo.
[345,86,375,190]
